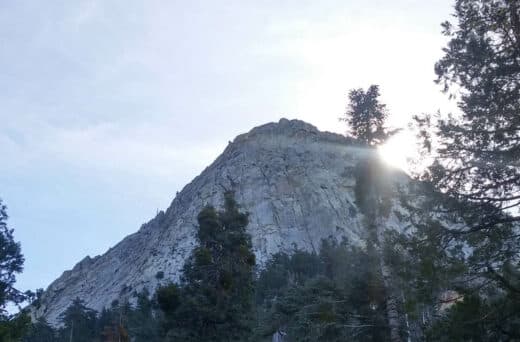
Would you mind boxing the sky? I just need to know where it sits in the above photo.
[0,0,456,293]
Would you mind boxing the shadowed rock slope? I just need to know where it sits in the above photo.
[35,118,409,325]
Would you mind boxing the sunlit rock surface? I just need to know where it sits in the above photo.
[35,118,409,325]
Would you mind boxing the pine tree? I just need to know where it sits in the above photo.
[382,199,468,340]
[406,0,520,336]
[127,289,160,342]
[0,198,30,341]
[98,307,117,341]
[342,85,394,146]
[0,312,30,342]
[57,298,98,342]
[429,293,520,341]
[425,0,520,231]
[97,301,131,342]
[353,157,401,341]
[157,191,256,341]
[0,198,26,314]
[23,318,56,342]
[255,240,388,342]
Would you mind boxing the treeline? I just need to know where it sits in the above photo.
[22,187,520,341]
[24,293,158,342]
[23,240,389,341]
[23,238,392,342]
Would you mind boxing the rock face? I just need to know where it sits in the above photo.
[35,118,409,325]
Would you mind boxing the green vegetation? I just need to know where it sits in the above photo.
[21,291,159,342]
[0,198,31,341]
[254,239,388,342]
[402,0,520,339]
[16,182,520,341]
[18,239,394,342]
[341,84,396,146]
[57,298,98,342]
[157,191,256,341]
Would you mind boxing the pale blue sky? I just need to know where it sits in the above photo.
[1,0,454,293]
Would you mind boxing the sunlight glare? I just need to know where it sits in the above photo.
[378,130,415,171]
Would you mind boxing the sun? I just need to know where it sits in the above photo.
[377,130,415,171]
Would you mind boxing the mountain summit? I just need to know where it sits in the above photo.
[35,118,408,325]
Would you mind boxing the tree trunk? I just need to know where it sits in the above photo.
[372,182,402,341]
[69,321,74,342]
[380,258,402,342]
[356,158,402,341]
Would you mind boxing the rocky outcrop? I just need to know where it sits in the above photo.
[35,118,409,325]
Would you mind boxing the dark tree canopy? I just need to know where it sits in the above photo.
[0,198,25,315]
[0,198,32,341]
[402,0,520,337]
[58,298,98,342]
[342,85,392,146]
[157,191,256,341]
[429,0,520,221]
[22,319,55,342]
[254,239,388,342]
[414,0,520,297]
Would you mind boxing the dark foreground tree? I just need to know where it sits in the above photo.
[404,0,520,337]
[342,85,395,146]
[424,0,520,231]
[157,191,256,341]
[353,157,402,342]
[0,199,25,313]
[0,198,30,341]
[427,293,520,341]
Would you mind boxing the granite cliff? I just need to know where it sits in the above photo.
[35,118,409,325]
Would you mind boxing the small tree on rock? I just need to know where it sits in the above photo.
[342,85,394,146]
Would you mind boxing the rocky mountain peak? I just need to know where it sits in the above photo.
[34,118,404,325]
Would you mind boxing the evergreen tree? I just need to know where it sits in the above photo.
[383,199,469,340]
[0,198,30,341]
[127,289,160,342]
[392,181,520,339]
[23,318,56,342]
[57,298,98,342]
[425,0,520,232]
[97,301,131,342]
[342,85,394,146]
[255,239,388,342]
[97,307,117,341]
[0,198,26,314]
[157,191,256,341]
[426,293,520,341]
[255,250,322,306]
[0,312,30,342]
[405,0,520,336]
[353,156,402,342]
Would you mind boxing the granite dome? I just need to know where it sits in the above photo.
[35,118,408,325]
